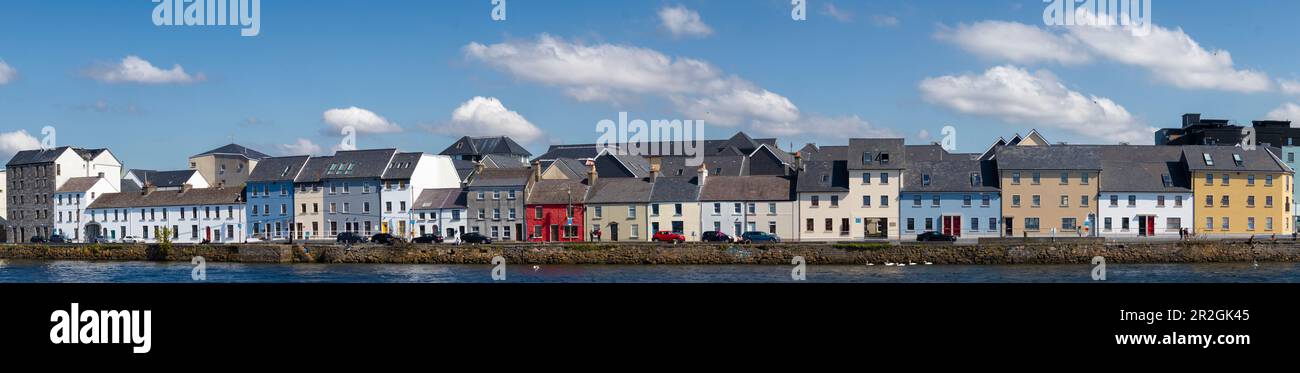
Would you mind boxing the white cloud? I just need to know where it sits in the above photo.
[1280,79,1300,95]
[0,60,16,85]
[322,106,402,135]
[464,34,801,127]
[920,65,1153,144]
[86,55,205,84]
[753,115,899,138]
[917,129,931,141]
[870,15,899,27]
[277,138,325,156]
[429,97,544,143]
[936,21,1091,65]
[658,5,713,38]
[820,3,853,23]
[0,130,42,160]
[1266,103,1300,121]
[937,20,1273,93]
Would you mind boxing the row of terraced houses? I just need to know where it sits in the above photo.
[3,114,1299,244]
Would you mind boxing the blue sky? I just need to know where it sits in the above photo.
[2,0,1299,170]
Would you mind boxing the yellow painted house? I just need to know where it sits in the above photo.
[1184,146,1294,237]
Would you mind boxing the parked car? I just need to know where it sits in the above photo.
[370,233,406,245]
[120,236,141,244]
[48,234,68,243]
[412,234,444,244]
[740,231,781,244]
[701,231,734,243]
[917,231,958,242]
[29,236,47,244]
[88,237,112,244]
[460,232,492,244]
[336,232,368,244]
[652,231,686,243]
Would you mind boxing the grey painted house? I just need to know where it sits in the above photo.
[465,167,531,241]
[321,149,397,237]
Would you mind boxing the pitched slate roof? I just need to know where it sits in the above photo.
[439,136,532,157]
[321,149,397,179]
[585,178,653,204]
[467,168,532,188]
[699,156,747,176]
[294,156,334,183]
[546,158,590,179]
[796,160,849,193]
[87,187,244,209]
[527,179,590,205]
[247,156,310,183]
[381,152,423,180]
[529,132,778,162]
[650,176,700,202]
[451,159,477,182]
[57,177,107,193]
[902,158,999,193]
[847,139,906,170]
[995,145,1103,170]
[905,144,950,162]
[191,143,271,160]
[481,153,528,169]
[803,145,848,161]
[700,176,794,201]
[1093,146,1190,192]
[138,170,202,188]
[1181,145,1292,173]
[7,147,105,166]
[413,188,468,210]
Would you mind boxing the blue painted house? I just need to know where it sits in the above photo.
[899,146,1002,239]
[246,156,310,241]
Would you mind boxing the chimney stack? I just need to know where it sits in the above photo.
[697,163,709,186]
[586,159,598,185]
[794,151,803,172]
[532,160,543,182]
[142,183,156,196]
[181,183,193,193]
[649,164,660,183]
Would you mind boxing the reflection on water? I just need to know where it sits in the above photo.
[0,260,1296,283]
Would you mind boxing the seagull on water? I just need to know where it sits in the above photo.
[532,265,541,271]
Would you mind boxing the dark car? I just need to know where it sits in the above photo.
[412,234,444,244]
[917,231,958,242]
[701,231,733,243]
[48,234,68,243]
[336,232,368,244]
[30,236,48,244]
[652,231,686,244]
[370,233,406,245]
[460,232,492,244]
[88,237,112,244]
[740,231,780,244]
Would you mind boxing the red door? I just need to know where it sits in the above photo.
[942,216,961,237]
[1146,216,1156,236]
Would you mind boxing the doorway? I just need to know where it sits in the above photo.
[1004,217,1013,237]
[1137,216,1155,237]
[864,218,887,238]
[610,223,620,241]
[942,215,961,237]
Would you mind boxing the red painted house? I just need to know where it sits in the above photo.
[524,178,590,242]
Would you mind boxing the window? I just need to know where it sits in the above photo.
[629,225,639,239]
[988,218,997,231]
[651,204,660,216]
[674,204,683,216]
[1266,196,1274,207]
[746,203,755,215]
[1205,174,1213,185]
[769,203,777,214]
[1081,195,1089,207]
[1157,196,1165,207]
[829,196,839,207]
[1248,217,1256,231]
[863,196,872,207]
[879,196,888,207]
[712,203,720,215]
[1205,195,1213,206]
[1205,217,1213,230]
[912,195,922,207]
[824,218,833,231]
[1175,196,1183,207]
[594,206,603,219]
[1025,218,1041,231]
[1266,175,1274,186]
[1161,174,1173,187]
[1110,195,1119,207]
[970,217,979,231]
[922,174,931,186]
[879,173,888,184]
[734,203,742,214]
[1267,217,1274,231]
[1062,218,1078,230]
[1247,196,1255,207]
[1060,195,1069,207]
[1233,154,1244,167]
[811,195,819,207]
[861,152,874,165]
[1081,173,1090,185]
[981,194,991,206]
[1248,174,1256,186]
[924,218,933,231]
[861,173,871,184]
[1202,153,1213,166]
[1011,172,1021,184]
[931,195,940,207]
[1221,196,1230,207]
[1104,217,1113,231]
[1060,172,1068,184]
[963,195,972,207]
[1167,218,1181,230]
[806,219,814,232]
[628,206,637,219]
[535,207,543,219]
[1127,195,1136,207]
[1221,217,1230,230]
[970,173,982,186]
[906,218,915,232]
[1031,172,1041,184]
[1032,195,1041,207]
[493,208,501,220]
[1222,174,1229,185]
[1012,195,1021,207]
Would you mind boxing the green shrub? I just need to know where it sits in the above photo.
[833,242,891,251]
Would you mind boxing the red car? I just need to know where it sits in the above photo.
[652,231,686,244]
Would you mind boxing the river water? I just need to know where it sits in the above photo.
[1,259,1297,283]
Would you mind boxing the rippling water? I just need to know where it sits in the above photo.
[1,259,1298,283]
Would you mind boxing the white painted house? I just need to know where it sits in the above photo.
[52,177,117,242]
[412,188,469,240]
[1097,147,1193,238]
[380,153,462,239]
[85,186,246,243]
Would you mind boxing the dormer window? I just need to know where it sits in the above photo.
[971,173,982,186]
[922,174,931,186]
[1162,174,1173,187]
[821,175,830,183]
[862,152,874,165]
[879,153,890,165]
[1232,154,1244,167]
[1202,153,1214,166]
